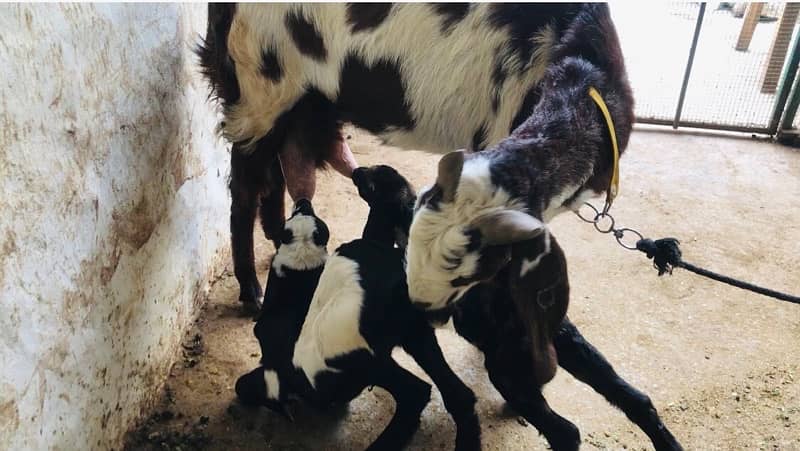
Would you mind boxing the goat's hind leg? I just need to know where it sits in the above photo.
[403,325,481,451]
[230,144,264,311]
[554,318,683,451]
[365,359,432,451]
[484,349,580,451]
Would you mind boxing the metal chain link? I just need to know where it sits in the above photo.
[575,202,644,250]
[575,203,800,305]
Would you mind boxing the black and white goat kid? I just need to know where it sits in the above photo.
[237,168,479,451]
[439,225,683,451]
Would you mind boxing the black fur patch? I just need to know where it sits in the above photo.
[553,4,624,77]
[488,4,580,71]
[260,47,283,82]
[285,11,327,61]
[510,85,541,132]
[471,124,487,151]
[417,185,443,212]
[465,229,482,253]
[336,55,415,134]
[312,217,330,247]
[490,47,509,112]
[346,4,393,33]
[280,228,294,246]
[196,4,240,107]
[277,89,343,167]
[432,3,470,32]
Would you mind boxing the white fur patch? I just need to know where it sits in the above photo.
[292,254,372,387]
[520,229,551,277]
[263,369,280,401]
[224,4,554,151]
[272,214,327,276]
[407,155,526,310]
[542,184,581,223]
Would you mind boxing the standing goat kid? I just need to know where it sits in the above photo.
[237,166,480,451]
[444,227,682,450]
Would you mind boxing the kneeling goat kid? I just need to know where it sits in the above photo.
[237,166,480,450]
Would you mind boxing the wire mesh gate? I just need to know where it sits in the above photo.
[611,2,800,135]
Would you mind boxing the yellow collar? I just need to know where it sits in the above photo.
[587,86,620,214]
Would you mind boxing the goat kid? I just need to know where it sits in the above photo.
[441,228,682,451]
[237,167,479,451]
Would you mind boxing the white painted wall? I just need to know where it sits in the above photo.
[0,4,229,449]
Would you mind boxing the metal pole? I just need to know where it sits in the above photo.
[771,22,800,133]
[673,2,706,129]
[778,74,800,132]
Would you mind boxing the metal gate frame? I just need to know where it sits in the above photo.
[636,2,800,137]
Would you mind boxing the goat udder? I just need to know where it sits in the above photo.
[327,139,358,178]
[280,138,358,201]
[280,138,317,201]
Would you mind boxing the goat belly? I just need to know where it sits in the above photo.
[302,350,377,406]
[292,254,373,387]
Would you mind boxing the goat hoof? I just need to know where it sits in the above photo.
[238,279,263,304]
[241,299,262,317]
[547,422,580,451]
[653,431,684,451]
[238,281,263,317]
[454,433,481,451]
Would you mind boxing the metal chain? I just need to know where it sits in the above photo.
[575,202,800,305]
[575,202,644,250]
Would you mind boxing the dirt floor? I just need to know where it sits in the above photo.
[125,128,800,450]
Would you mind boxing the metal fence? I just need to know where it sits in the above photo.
[611,2,800,136]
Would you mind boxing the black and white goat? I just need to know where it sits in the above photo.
[237,167,480,451]
[441,227,682,450]
[196,3,633,309]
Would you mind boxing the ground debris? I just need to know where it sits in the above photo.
[181,333,204,368]
[182,334,204,357]
[124,411,211,451]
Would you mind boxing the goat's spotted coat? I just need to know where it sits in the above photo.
[292,253,372,385]
[218,3,558,151]
[198,3,635,311]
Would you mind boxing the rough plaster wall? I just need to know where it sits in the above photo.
[0,4,230,449]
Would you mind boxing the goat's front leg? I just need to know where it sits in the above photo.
[554,318,683,451]
[403,325,481,451]
[484,350,580,451]
[365,359,431,451]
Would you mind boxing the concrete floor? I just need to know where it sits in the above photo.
[125,128,800,450]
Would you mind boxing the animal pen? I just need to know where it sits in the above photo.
[0,3,798,451]
[614,2,800,138]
